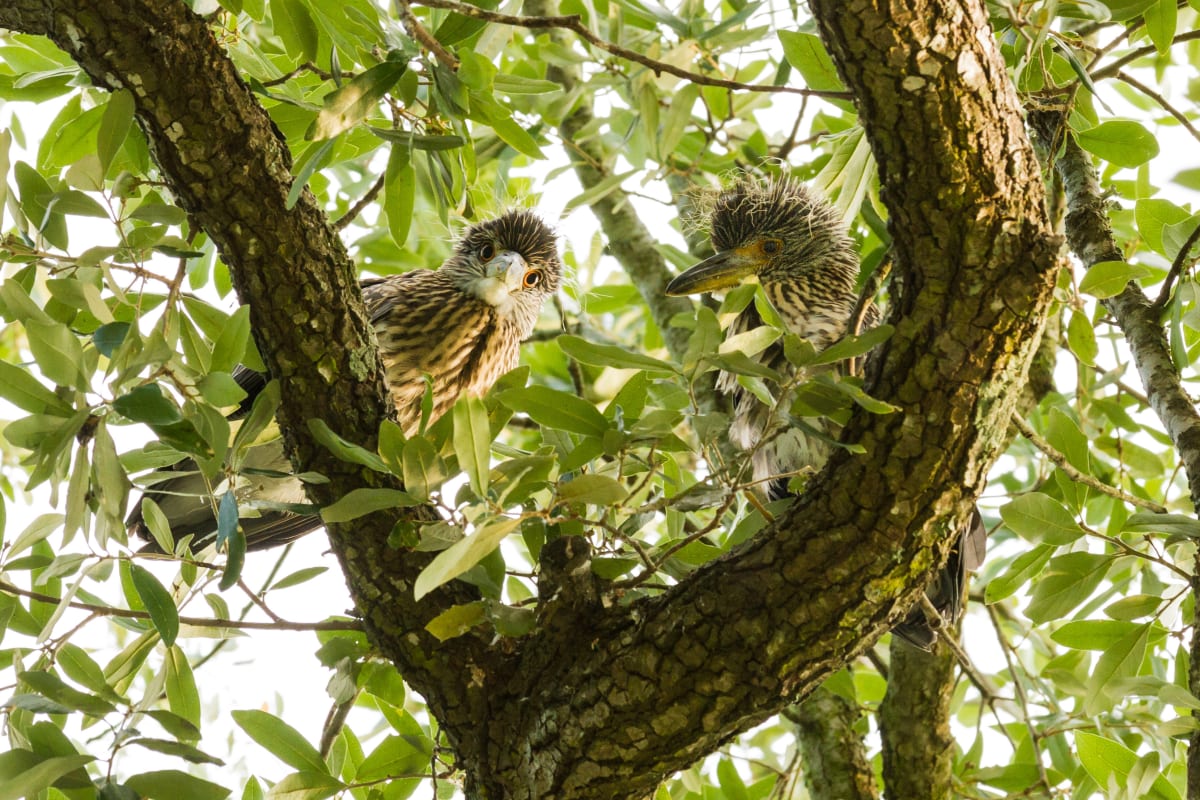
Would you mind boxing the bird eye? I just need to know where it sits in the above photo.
[522,269,543,289]
[480,242,496,260]
[761,239,781,255]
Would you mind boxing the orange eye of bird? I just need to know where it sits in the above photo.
[761,239,781,255]
[480,243,496,260]
[522,270,543,289]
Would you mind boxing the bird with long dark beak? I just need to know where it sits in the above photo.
[666,176,985,650]
[127,209,561,552]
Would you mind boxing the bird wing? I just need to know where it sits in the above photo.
[364,269,515,434]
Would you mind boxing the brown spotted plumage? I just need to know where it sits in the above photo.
[666,176,984,650]
[129,209,561,551]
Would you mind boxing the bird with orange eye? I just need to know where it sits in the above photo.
[128,209,561,552]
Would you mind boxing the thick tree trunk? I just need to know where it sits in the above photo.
[0,0,1059,796]
[790,686,879,799]
[879,645,958,799]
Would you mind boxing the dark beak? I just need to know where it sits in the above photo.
[665,249,761,296]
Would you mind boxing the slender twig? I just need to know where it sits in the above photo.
[1011,412,1168,513]
[916,596,997,706]
[395,0,459,70]
[1114,70,1200,145]
[0,579,359,631]
[1082,523,1193,581]
[262,61,340,87]
[986,604,1054,794]
[408,0,850,100]
[1153,217,1200,313]
[335,172,387,231]
[1089,30,1200,80]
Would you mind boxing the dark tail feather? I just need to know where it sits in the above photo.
[892,507,987,651]
[127,366,325,553]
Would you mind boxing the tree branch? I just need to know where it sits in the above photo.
[0,579,359,631]
[409,0,850,101]
[1011,412,1169,513]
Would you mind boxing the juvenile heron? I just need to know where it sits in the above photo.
[128,209,561,551]
[666,177,984,650]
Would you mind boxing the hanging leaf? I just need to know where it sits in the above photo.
[414,516,522,600]
[496,386,608,437]
[453,396,492,497]
[129,564,179,647]
[231,709,328,774]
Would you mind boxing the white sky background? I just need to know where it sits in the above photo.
[2,7,1200,793]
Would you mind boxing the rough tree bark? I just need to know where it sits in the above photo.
[0,0,1060,797]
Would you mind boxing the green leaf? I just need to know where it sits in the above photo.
[496,386,608,437]
[46,277,113,322]
[270,0,318,61]
[1065,308,1098,366]
[402,436,445,499]
[414,516,522,600]
[308,60,407,141]
[1078,260,1151,298]
[555,474,629,506]
[999,492,1084,545]
[1052,619,1145,650]
[97,88,134,175]
[93,320,131,358]
[1135,198,1190,256]
[1075,120,1159,168]
[231,709,328,774]
[1084,621,1149,714]
[384,145,415,247]
[812,325,893,365]
[778,31,845,92]
[307,419,388,472]
[18,670,117,716]
[57,643,123,703]
[1075,731,1181,800]
[165,645,201,728]
[320,488,422,523]
[230,380,280,464]
[424,601,487,641]
[830,377,899,414]
[129,563,179,647]
[562,170,635,215]
[1143,0,1178,54]
[0,357,72,415]
[128,737,224,765]
[143,709,203,744]
[453,396,492,497]
[0,754,95,800]
[270,566,329,591]
[113,384,182,426]
[1025,552,1110,622]
[286,137,335,210]
[486,113,544,159]
[260,771,343,800]
[24,318,85,388]
[718,325,780,359]
[198,372,249,408]
[210,305,251,373]
[123,769,232,800]
[493,73,563,95]
[1123,512,1200,538]
[558,334,680,375]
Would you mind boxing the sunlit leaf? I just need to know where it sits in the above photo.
[231,709,328,774]
[414,516,522,600]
